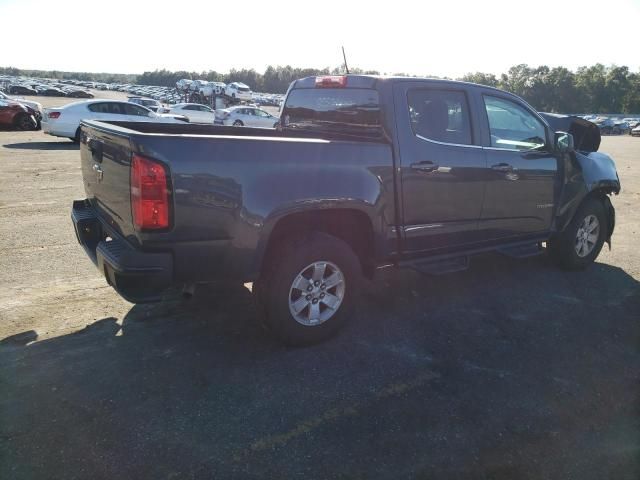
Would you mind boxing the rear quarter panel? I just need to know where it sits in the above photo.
[129,133,396,282]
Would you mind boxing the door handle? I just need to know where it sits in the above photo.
[410,161,439,172]
[491,163,513,172]
[92,163,103,181]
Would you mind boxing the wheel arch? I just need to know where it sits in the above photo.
[255,207,378,279]
[556,188,616,247]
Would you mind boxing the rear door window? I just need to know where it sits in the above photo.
[282,88,381,138]
[407,89,473,145]
[123,104,151,117]
[107,103,126,115]
[88,102,111,113]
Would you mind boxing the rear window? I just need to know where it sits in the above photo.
[282,88,382,138]
[238,87,250,92]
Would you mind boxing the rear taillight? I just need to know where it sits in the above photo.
[48,111,61,119]
[315,76,347,88]
[131,154,170,230]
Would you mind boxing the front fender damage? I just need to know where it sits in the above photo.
[575,150,621,195]
[574,150,619,250]
[555,150,620,246]
[602,195,615,250]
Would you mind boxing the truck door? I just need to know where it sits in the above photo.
[478,94,558,239]
[393,82,486,253]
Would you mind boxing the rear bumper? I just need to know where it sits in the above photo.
[71,199,173,303]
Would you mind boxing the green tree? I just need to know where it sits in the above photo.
[459,72,499,88]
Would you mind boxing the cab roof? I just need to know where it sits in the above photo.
[290,74,506,95]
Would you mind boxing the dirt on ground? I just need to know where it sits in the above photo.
[1,115,639,479]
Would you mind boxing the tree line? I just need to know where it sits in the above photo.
[460,64,640,114]
[0,66,136,84]
[2,64,639,113]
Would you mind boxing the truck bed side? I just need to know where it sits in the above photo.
[79,120,397,283]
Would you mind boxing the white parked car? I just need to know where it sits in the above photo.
[198,82,226,98]
[189,79,209,92]
[214,106,279,128]
[176,79,192,91]
[212,82,226,95]
[167,103,216,123]
[224,82,252,101]
[42,100,188,142]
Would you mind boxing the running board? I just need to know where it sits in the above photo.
[496,242,544,258]
[405,255,470,275]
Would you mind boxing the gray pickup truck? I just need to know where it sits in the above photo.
[71,75,620,345]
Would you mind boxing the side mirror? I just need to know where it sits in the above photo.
[555,131,574,153]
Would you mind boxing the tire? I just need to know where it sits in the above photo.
[72,128,81,144]
[257,232,361,346]
[547,196,607,270]
[14,114,36,131]
[233,120,243,126]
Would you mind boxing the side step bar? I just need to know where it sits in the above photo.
[496,242,544,258]
[405,255,470,276]
[397,238,546,276]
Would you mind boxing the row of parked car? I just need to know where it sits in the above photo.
[1,74,286,110]
[1,76,94,99]
[39,97,281,141]
[581,115,640,136]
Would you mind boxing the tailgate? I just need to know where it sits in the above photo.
[80,123,135,238]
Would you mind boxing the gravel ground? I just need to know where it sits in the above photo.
[0,119,638,479]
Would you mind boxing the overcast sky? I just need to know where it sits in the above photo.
[2,0,639,77]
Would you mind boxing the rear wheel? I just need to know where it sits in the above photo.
[72,127,81,144]
[257,232,361,346]
[233,120,243,126]
[548,197,607,270]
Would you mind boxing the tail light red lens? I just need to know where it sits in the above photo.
[48,111,61,119]
[315,76,348,88]
[131,154,170,230]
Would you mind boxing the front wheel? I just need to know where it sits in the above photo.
[548,197,607,270]
[233,120,243,126]
[257,232,361,346]
[15,114,36,131]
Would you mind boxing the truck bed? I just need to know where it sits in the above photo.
[77,119,397,287]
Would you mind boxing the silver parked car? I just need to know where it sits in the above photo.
[214,106,279,128]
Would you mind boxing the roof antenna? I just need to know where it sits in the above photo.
[342,46,350,74]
